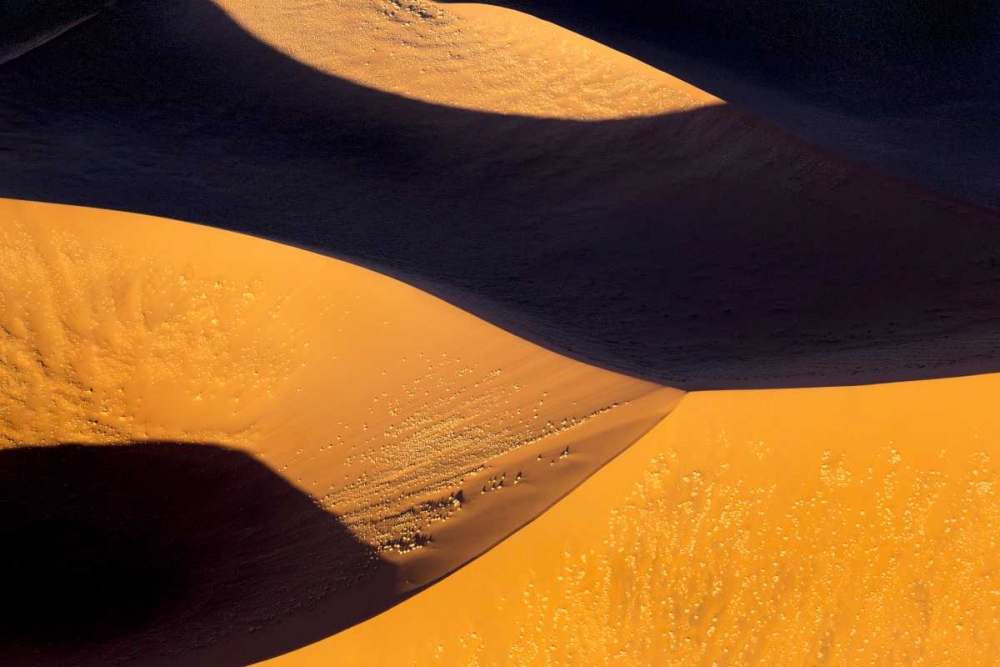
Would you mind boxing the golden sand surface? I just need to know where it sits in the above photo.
[5,1,1000,388]
[4,2,1000,665]
[213,0,717,119]
[266,374,1000,665]
[0,198,679,664]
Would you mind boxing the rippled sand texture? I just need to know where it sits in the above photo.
[0,198,679,665]
[4,1,1000,665]
[5,0,1000,388]
[214,0,715,118]
[270,374,1000,666]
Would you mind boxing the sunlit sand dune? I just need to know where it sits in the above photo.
[213,0,715,118]
[267,373,1000,665]
[4,0,1000,387]
[452,0,1000,209]
[4,1,1000,665]
[0,198,680,665]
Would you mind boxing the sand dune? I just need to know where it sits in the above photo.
[2,0,1000,388]
[214,0,712,118]
[0,198,679,664]
[266,373,1000,665]
[451,0,996,74]
[454,0,1000,209]
[4,1,1000,664]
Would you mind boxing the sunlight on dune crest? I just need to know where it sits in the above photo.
[268,376,1000,665]
[3,0,998,664]
[0,198,681,664]
[212,0,718,119]
[0,198,677,552]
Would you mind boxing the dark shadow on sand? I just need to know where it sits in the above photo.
[438,0,999,99]
[0,0,107,65]
[438,0,1000,208]
[3,0,1000,389]
[0,442,397,667]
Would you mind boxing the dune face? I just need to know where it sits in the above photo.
[267,375,1000,665]
[0,198,679,664]
[5,0,1000,664]
[211,0,706,118]
[2,0,1000,388]
[440,0,1000,209]
[453,0,998,71]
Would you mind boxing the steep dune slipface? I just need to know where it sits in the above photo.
[268,374,1000,666]
[3,0,1000,388]
[0,198,680,665]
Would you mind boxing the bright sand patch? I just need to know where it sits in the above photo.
[0,197,680,663]
[4,1,1000,389]
[264,374,1000,665]
[4,3,1000,663]
[211,0,718,118]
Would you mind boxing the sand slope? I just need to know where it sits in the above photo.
[213,0,712,118]
[4,2,1000,664]
[453,0,1000,209]
[267,373,1000,666]
[2,0,1000,388]
[0,198,679,665]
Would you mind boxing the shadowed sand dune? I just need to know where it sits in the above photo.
[5,2,1000,665]
[441,0,997,81]
[0,198,679,664]
[440,0,1000,209]
[264,372,1000,665]
[0,442,395,667]
[3,0,1000,389]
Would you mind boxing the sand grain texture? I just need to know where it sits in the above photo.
[2,0,1000,386]
[0,198,679,665]
[267,374,1000,666]
[4,1,1000,664]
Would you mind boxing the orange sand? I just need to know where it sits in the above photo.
[0,197,679,664]
[5,0,1000,388]
[266,374,1000,665]
[3,1,1000,664]
[213,0,718,118]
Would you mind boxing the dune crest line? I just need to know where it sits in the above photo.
[0,198,681,665]
[2,0,1000,388]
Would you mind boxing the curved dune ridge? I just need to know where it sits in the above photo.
[265,374,1000,666]
[0,198,680,665]
[4,0,1000,665]
[3,0,1000,387]
[451,0,1000,210]
[211,0,716,118]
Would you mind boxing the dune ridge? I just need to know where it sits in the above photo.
[266,373,1000,666]
[4,1,1000,664]
[447,0,1000,210]
[0,197,680,665]
[2,0,1000,388]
